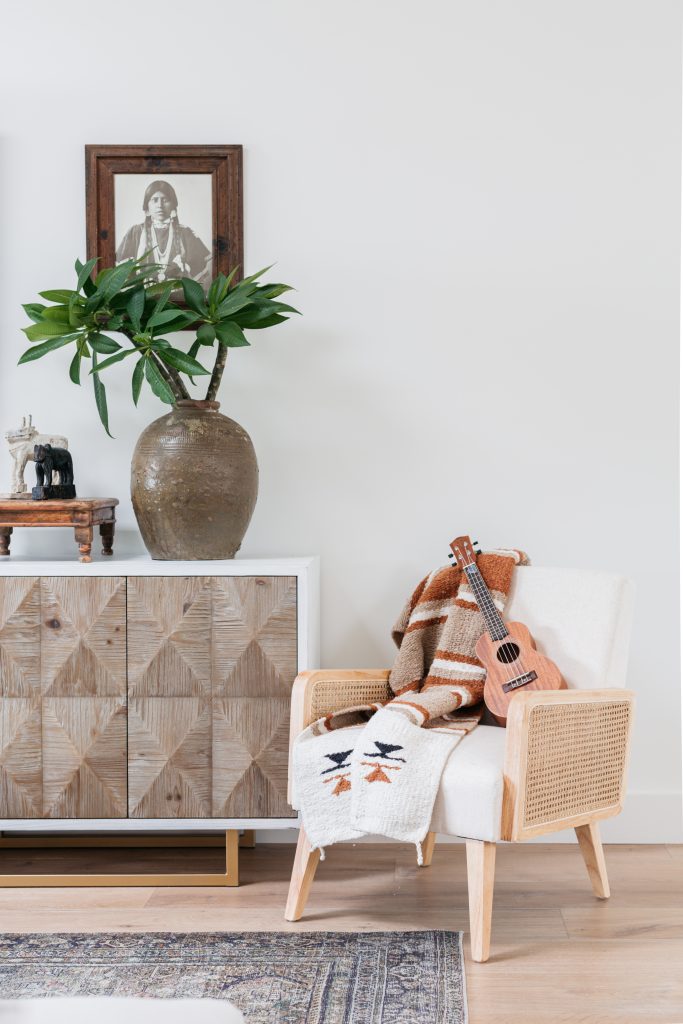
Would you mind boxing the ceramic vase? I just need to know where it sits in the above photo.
[131,399,258,560]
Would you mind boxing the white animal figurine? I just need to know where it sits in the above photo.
[5,416,69,496]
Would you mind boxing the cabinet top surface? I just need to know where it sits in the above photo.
[0,555,319,576]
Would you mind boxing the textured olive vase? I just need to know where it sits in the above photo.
[131,400,258,560]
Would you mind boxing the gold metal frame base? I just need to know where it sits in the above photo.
[0,830,244,887]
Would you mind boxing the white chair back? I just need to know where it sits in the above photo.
[506,566,635,690]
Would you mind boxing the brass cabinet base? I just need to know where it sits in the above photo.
[0,830,241,887]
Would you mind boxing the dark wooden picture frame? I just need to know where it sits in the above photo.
[85,145,243,287]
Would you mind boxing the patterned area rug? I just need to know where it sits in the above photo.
[0,931,466,1024]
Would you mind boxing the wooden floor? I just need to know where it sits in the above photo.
[0,842,681,1023]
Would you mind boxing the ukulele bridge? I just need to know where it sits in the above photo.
[502,670,538,693]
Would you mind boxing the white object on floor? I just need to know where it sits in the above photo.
[0,999,244,1024]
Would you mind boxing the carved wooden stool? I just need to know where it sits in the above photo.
[0,498,118,562]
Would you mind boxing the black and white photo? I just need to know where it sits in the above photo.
[86,145,243,294]
[115,174,213,286]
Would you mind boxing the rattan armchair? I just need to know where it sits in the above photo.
[284,567,635,963]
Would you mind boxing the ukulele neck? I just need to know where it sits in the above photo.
[464,563,508,641]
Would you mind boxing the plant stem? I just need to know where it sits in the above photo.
[206,345,227,401]
[119,326,189,401]
[153,353,190,400]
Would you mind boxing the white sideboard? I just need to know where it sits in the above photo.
[0,556,318,834]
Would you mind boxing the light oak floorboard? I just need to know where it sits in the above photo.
[0,843,681,1023]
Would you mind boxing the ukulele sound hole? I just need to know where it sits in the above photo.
[496,641,520,664]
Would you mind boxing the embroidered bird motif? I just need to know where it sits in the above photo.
[363,741,406,762]
[321,749,353,774]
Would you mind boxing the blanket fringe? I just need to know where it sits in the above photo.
[318,846,326,861]
[416,840,423,866]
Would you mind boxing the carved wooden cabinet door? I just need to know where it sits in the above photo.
[126,575,298,819]
[212,576,297,818]
[0,578,42,817]
[0,577,127,819]
[40,578,127,818]
[127,577,213,818]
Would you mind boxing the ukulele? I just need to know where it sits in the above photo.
[449,535,566,724]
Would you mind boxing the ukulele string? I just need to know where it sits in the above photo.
[465,552,528,690]
[458,557,516,690]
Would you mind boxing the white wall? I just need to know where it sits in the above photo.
[1,0,681,841]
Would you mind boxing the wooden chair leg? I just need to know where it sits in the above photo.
[285,828,320,922]
[575,821,610,899]
[466,839,496,963]
[421,831,437,867]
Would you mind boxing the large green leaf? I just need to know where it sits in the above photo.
[181,278,208,315]
[89,333,122,354]
[196,323,216,345]
[132,356,145,406]
[89,349,135,373]
[42,306,72,323]
[216,322,249,347]
[147,308,187,330]
[144,357,176,404]
[99,261,135,301]
[69,350,82,385]
[255,283,294,300]
[23,320,74,341]
[158,347,210,375]
[242,264,274,285]
[235,312,288,330]
[92,352,113,437]
[40,289,79,303]
[22,303,47,323]
[76,257,98,292]
[216,288,257,319]
[126,289,145,331]
[18,335,75,364]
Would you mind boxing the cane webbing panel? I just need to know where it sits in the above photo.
[308,679,392,725]
[523,699,632,829]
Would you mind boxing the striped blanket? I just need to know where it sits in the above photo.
[293,548,526,860]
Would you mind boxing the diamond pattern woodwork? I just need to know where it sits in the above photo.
[127,577,212,697]
[41,578,126,697]
[0,574,299,821]
[0,578,40,698]
[0,698,42,817]
[128,697,212,818]
[42,698,127,818]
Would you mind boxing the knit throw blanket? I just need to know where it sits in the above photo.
[293,549,526,861]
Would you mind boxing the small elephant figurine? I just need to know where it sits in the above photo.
[34,444,74,487]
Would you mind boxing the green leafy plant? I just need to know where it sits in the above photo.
[20,258,299,435]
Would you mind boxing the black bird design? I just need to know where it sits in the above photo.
[321,749,353,774]
[363,741,406,762]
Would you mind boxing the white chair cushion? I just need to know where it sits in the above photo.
[430,725,506,841]
[0,1000,244,1024]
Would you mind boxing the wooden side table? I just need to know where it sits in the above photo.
[0,498,118,562]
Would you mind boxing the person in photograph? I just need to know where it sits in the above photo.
[116,179,212,286]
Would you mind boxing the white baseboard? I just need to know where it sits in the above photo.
[254,792,683,845]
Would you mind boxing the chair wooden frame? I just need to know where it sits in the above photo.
[284,670,634,962]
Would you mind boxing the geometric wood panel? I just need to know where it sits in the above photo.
[213,696,292,817]
[127,697,212,818]
[42,698,127,818]
[212,577,297,817]
[40,578,126,697]
[0,578,40,698]
[0,698,42,817]
[126,577,212,697]
[0,573,299,821]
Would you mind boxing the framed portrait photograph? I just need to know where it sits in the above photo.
[85,145,243,291]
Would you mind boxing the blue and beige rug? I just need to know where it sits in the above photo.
[0,931,466,1023]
